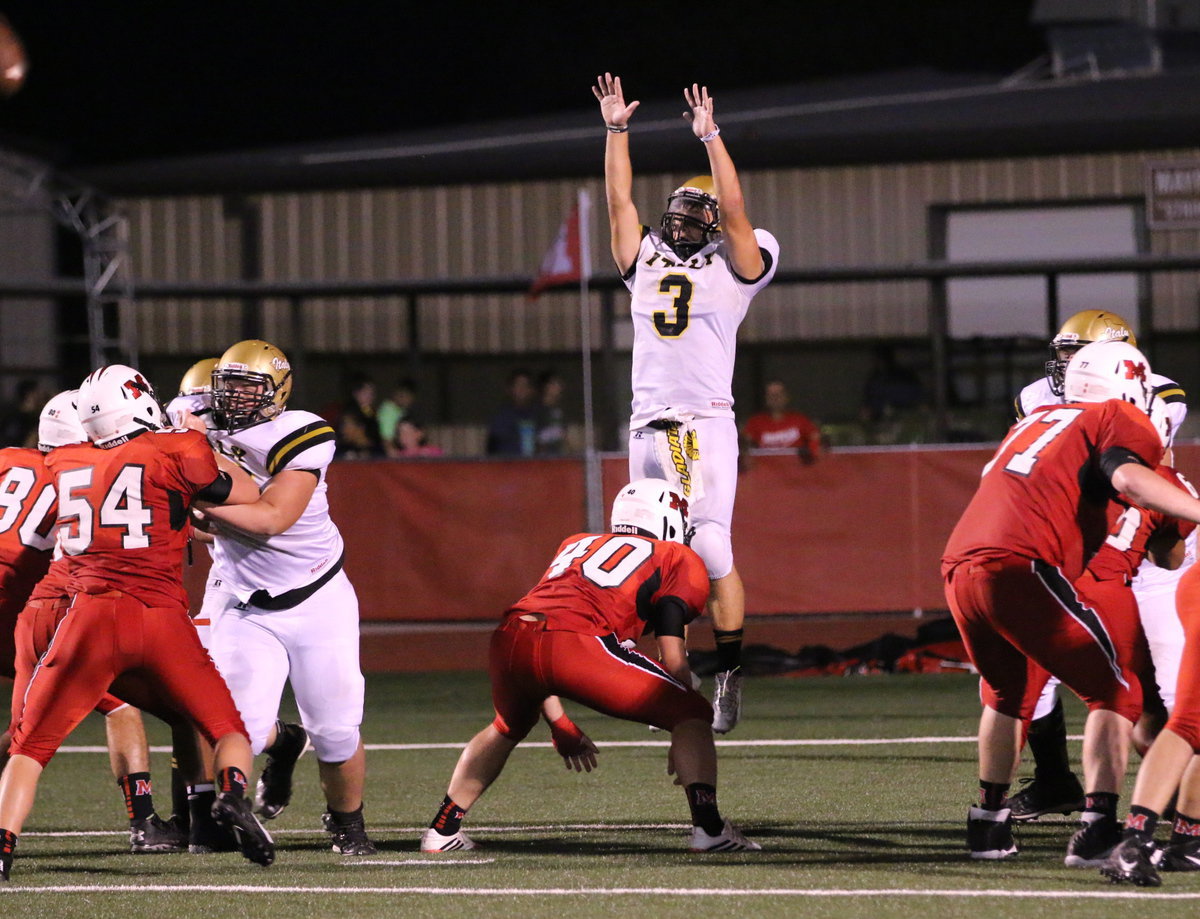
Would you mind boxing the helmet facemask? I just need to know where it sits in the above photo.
[660,188,719,259]
[211,368,287,431]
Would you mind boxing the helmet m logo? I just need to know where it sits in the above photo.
[668,491,688,515]
[123,374,152,399]
[1122,360,1147,381]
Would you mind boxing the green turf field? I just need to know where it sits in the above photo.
[2,671,1197,918]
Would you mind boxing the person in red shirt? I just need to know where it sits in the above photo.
[942,340,1200,867]
[0,365,274,881]
[742,379,821,463]
[420,479,759,854]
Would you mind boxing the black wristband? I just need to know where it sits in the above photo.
[606,124,629,134]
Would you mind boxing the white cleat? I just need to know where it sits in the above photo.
[711,668,743,734]
[689,818,761,852]
[420,827,478,852]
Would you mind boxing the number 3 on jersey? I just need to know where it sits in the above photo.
[547,535,653,587]
[654,273,692,338]
[58,465,152,554]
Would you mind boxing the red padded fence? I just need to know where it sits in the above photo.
[182,444,1200,624]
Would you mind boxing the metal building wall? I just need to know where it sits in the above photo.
[123,145,1200,355]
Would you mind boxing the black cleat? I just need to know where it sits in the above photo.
[1161,835,1200,872]
[967,806,1018,860]
[1065,815,1122,868]
[326,808,377,856]
[130,813,187,853]
[255,721,308,820]
[1101,837,1162,886]
[212,792,276,867]
[1008,772,1086,821]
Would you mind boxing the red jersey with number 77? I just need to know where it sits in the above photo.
[507,532,711,643]
[45,429,221,610]
[941,399,1163,583]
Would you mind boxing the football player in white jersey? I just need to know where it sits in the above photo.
[183,340,374,856]
[166,357,219,431]
[594,74,780,733]
[1010,310,1193,822]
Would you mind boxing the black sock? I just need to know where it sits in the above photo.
[216,766,248,798]
[0,828,16,876]
[170,758,189,830]
[979,780,1010,811]
[431,796,465,835]
[329,804,365,828]
[713,629,743,672]
[1124,805,1160,842]
[685,783,724,835]
[1170,811,1200,846]
[1027,698,1073,782]
[1083,791,1119,821]
[118,772,155,822]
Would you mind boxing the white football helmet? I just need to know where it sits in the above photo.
[77,365,164,447]
[611,478,692,545]
[37,389,87,452]
[1062,340,1152,413]
[1148,395,1173,449]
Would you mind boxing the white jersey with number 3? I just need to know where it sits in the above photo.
[625,227,779,429]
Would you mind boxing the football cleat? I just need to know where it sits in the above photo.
[212,793,275,867]
[1008,773,1086,821]
[326,809,377,856]
[129,813,187,854]
[689,818,761,852]
[711,668,743,734]
[420,827,478,852]
[967,805,1018,860]
[1161,835,1200,872]
[255,721,308,820]
[1065,815,1122,868]
[1101,837,1162,886]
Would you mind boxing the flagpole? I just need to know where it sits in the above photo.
[577,188,603,533]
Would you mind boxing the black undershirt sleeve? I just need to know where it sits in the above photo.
[1099,445,1148,484]
[194,470,233,504]
[646,596,689,639]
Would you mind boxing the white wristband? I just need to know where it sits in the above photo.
[700,128,720,143]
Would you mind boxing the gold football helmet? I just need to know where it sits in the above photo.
[178,357,218,396]
[660,175,720,258]
[211,340,293,430]
[1046,310,1137,396]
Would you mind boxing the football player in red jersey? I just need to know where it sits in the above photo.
[420,479,759,854]
[943,340,1200,866]
[0,366,274,881]
[0,390,190,854]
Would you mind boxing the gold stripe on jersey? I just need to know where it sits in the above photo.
[266,422,336,475]
[1154,385,1187,404]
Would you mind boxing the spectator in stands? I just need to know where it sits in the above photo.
[392,418,444,458]
[377,378,419,446]
[861,345,925,422]
[0,380,45,448]
[486,368,538,457]
[335,372,385,459]
[535,369,569,456]
[742,379,822,464]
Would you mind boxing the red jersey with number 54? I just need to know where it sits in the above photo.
[0,447,57,599]
[942,399,1163,582]
[507,532,711,643]
[45,429,221,609]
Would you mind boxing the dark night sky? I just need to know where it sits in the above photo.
[0,1,1044,167]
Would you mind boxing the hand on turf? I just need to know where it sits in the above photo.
[593,73,639,128]
[683,83,716,139]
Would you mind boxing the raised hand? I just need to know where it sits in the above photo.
[682,83,716,139]
[592,72,640,128]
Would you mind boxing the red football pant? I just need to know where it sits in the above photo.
[945,555,1141,722]
[10,589,246,767]
[1166,565,1200,750]
[488,616,712,740]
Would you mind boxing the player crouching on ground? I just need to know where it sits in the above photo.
[420,479,759,854]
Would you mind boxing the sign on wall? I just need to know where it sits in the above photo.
[1145,160,1200,230]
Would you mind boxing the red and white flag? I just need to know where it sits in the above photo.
[529,196,589,299]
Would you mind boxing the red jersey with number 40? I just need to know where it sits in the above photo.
[0,447,57,599]
[942,399,1163,582]
[46,429,221,609]
[508,532,711,643]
